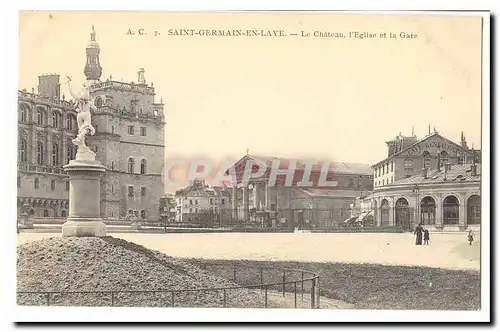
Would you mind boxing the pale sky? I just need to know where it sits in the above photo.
[19,12,483,166]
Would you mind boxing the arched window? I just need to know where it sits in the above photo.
[467,195,481,225]
[128,157,135,173]
[61,210,67,217]
[19,104,29,122]
[443,195,459,225]
[440,151,449,166]
[380,199,390,226]
[66,114,75,131]
[140,159,147,174]
[19,138,27,163]
[420,196,436,225]
[43,209,49,217]
[52,111,60,128]
[95,97,103,108]
[52,142,59,166]
[36,141,44,165]
[36,107,45,126]
[395,198,410,229]
[422,151,432,169]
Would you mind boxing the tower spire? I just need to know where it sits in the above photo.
[84,25,102,82]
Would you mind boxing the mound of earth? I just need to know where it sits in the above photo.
[17,236,269,308]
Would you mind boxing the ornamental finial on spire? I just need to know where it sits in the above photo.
[90,25,96,42]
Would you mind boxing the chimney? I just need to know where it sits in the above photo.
[471,164,477,176]
[38,74,61,100]
[421,167,428,179]
[138,68,146,85]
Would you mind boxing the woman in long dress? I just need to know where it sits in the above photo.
[414,223,424,245]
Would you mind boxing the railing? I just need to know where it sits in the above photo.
[18,163,67,175]
[17,263,320,309]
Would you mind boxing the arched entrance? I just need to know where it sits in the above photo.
[43,210,49,217]
[467,195,481,225]
[380,199,390,226]
[420,196,436,225]
[443,195,459,225]
[395,198,410,231]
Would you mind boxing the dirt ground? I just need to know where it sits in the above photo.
[18,232,480,270]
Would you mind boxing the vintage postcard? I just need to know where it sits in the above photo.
[13,10,490,323]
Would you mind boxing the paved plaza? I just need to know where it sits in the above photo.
[17,232,480,270]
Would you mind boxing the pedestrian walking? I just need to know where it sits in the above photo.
[414,223,424,245]
[423,229,430,245]
[468,230,474,246]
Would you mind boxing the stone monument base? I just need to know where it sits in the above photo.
[62,219,107,237]
[61,153,107,238]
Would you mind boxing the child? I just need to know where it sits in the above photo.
[468,230,474,246]
[423,229,430,245]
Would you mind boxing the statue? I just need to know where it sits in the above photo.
[65,76,97,159]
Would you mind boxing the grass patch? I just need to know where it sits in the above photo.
[187,259,480,310]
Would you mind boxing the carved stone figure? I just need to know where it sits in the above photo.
[65,76,96,158]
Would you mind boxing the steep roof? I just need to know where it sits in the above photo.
[238,154,372,175]
[388,163,481,186]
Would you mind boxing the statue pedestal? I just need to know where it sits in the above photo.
[61,156,107,237]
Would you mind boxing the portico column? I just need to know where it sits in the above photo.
[255,182,263,210]
[232,185,238,220]
[435,193,443,229]
[459,193,467,231]
[243,185,249,221]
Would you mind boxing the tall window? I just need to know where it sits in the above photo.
[128,186,134,197]
[140,159,147,174]
[111,125,115,134]
[390,161,394,172]
[140,127,147,136]
[66,114,75,130]
[36,108,45,126]
[52,142,59,166]
[65,181,70,191]
[19,138,27,163]
[17,177,21,188]
[36,141,44,165]
[19,105,28,122]
[51,180,56,191]
[140,210,146,219]
[141,187,146,196]
[111,161,115,170]
[404,158,413,177]
[128,158,135,173]
[34,178,39,189]
[52,111,60,128]
[128,125,134,135]
[440,151,449,166]
[67,143,75,164]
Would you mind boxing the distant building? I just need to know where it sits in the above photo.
[174,180,231,223]
[159,193,177,221]
[365,130,481,231]
[225,154,373,228]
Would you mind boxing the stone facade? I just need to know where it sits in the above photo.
[17,26,165,221]
[367,131,481,232]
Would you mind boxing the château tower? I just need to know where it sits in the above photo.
[84,25,102,82]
